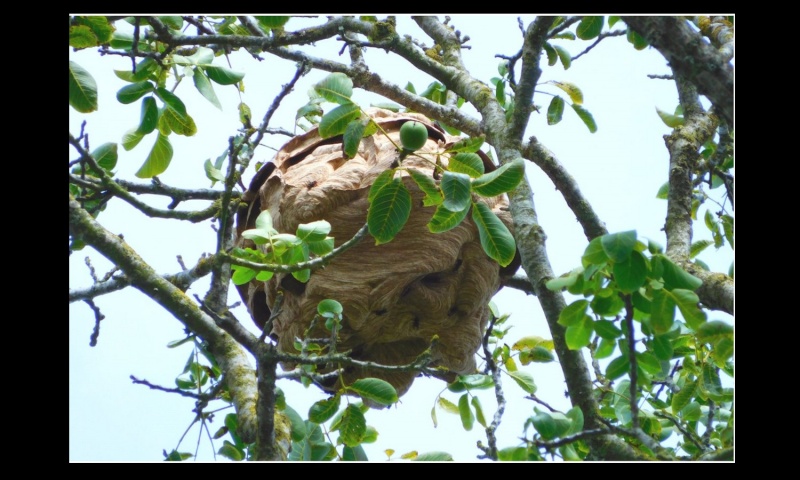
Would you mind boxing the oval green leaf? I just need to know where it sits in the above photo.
[570,103,597,133]
[576,16,604,40]
[308,395,341,424]
[601,230,637,262]
[122,127,144,151]
[317,298,343,317]
[193,68,221,110]
[471,201,516,267]
[613,250,648,293]
[413,452,454,461]
[69,61,98,113]
[338,404,367,447]
[582,237,609,267]
[471,158,525,197]
[531,412,557,439]
[547,96,565,125]
[318,103,360,138]
[553,44,572,69]
[407,168,443,206]
[448,153,485,178]
[91,142,118,171]
[343,119,367,158]
[314,72,354,105]
[350,378,399,406]
[650,289,676,335]
[594,319,622,340]
[441,171,472,211]
[508,370,536,394]
[428,203,470,233]
[204,65,245,85]
[137,96,159,134]
[135,133,173,178]
[565,315,593,350]
[697,320,733,343]
[558,299,589,327]
[367,178,412,245]
[471,396,487,428]
[116,81,154,104]
[657,255,703,291]
[446,135,485,154]
[605,355,630,380]
[458,394,474,431]
[670,288,707,330]
[297,220,332,243]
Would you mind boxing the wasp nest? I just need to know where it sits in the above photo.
[235,108,518,398]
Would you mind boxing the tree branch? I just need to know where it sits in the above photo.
[68,193,260,444]
[622,16,733,128]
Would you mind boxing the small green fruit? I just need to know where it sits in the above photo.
[399,121,429,152]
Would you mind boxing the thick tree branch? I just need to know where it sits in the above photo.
[622,16,733,128]
[68,193,260,444]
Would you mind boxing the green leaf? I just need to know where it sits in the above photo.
[446,135,485,154]
[613,250,648,293]
[553,44,572,69]
[690,240,713,259]
[721,215,734,248]
[350,378,399,406]
[605,355,630,380]
[577,16,604,39]
[531,412,557,439]
[551,81,584,105]
[626,28,649,50]
[297,220,332,243]
[697,320,733,343]
[656,255,703,290]
[543,42,558,66]
[284,410,309,447]
[546,267,582,291]
[495,78,506,106]
[441,171,472,211]
[595,337,617,359]
[547,96,565,125]
[458,394,474,431]
[367,178,412,245]
[407,168,443,206]
[314,72,354,105]
[164,449,193,461]
[448,153,485,178]
[565,406,584,435]
[413,452,454,461]
[601,230,637,262]
[565,315,594,350]
[337,404,367,447]
[317,298,343,317]
[449,374,495,392]
[508,370,537,394]
[558,299,589,327]
[318,103,360,138]
[594,320,622,340]
[204,65,245,85]
[520,345,555,364]
[437,396,459,414]
[231,266,257,285]
[671,379,696,414]
[174,46,215,66]
[91,142,118,172]
[217,441,244,461]
[656,107,684,128]
[668,288,706,330]
[591,294,624,317]
[122,128,145,151]
[136,96,159,135]
[570,104,597,133]
[368,169,395,203]
[308,395,341,424]
[162,106,197,136]
[69,25,98,49]
[69,61,98,113]
[192,68,221,110]
[582,237,609,266]
[636,351,662,375]
[472,201,517,267]
[470,158,525,197]
[428,203,470,233]
[655,182,670,199]
[135,133,173,178]
[117,81,154,104]
[471,396,487,428]
[343,119,367,158]
[256,16,290,30]
[650,289,676,335]
[652,334,674,360]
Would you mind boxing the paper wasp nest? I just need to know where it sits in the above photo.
[235,109,518,398]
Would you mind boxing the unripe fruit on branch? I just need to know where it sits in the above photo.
[399,121,429,152]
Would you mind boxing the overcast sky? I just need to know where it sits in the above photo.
[69,15,733,462]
